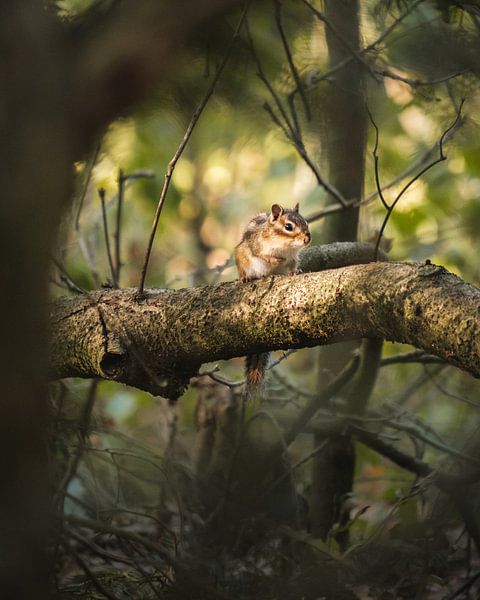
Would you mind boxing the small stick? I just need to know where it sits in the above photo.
[374,99,464,260]
[247,18,348,207]
[51,257,86,294]
[306,137,449,223]
[366,104,389,210]
[114,168,124,286]
[98,188,117,286]
[59,379,100,504]
[302,0,380,82]
[137,5,250,296]
[290,0,427,102]
[284,353,360,447]
[274,0,311,125]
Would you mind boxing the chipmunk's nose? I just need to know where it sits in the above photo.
[304,232,311,245]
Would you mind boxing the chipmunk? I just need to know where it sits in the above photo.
[235,203,311,386]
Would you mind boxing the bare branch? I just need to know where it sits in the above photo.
[351,426,480,551]
[283,354,360,447]
[62,514,230,600]
[61,536,120,600]
[273,0,310,124]
[290,0,427,100]
[98,187,117,286]
[247,18,349,206]
[302,0,380,82]
[377,68,469,100]
[58,380,100,506]
[51,258,86,295]
[373,100,465,260]
[365,104,389,210]
[64,525,136,568]
[380,349,445,367]
[137,4,249,295]
[306,116,456,225]
[114,169,125,286]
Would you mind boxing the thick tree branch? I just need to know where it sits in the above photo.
[50,249,480,399]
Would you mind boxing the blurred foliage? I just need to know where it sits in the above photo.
[53,0,480,597]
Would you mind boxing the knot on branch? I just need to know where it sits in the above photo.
[99,351,127,378]
[98,334,196,401]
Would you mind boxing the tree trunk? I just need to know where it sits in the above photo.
[0,4,75,596]
[311,0,370,542]
[0,1,253,594]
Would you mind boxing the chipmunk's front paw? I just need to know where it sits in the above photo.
[288,268,302,276]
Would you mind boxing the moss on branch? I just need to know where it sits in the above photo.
[49,246,480,400]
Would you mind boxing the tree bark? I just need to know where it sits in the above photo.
[50,258,480,399]
[0,4,75,596]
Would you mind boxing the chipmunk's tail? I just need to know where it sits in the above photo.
[245,352,270,400]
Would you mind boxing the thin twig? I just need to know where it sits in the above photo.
[263,439,330,497]
[379,349,444,367]
[61,537,120,600]
[64,525,136,567]
[373,99,465,259]
[267,348,297,370]
[306,138,443,223]
[59,379,100,502]
[50,276,80,294]
[247,18,348,206]
[274,0,310,125]
[292,0,427,100]
[51,258,86,294]
[366,104,389,210]
[75,140,101,231]
[271,370,317,399]
[118,538,163,599]
[63,514,231,600]
[424,365,480,408]
[114,169,124,287]
[203,370,245,388]
[365,0,427,51]
[263,100,292,141]
[302,0,380,82]
[64,514,175,564]
[99,188,117,286]
[284,353,360,447]
[137,4,250,296]
[378,68,469,99]
[249,21,296,138]
[352,427,480,552]
[377,416,480,466]
[124,169,155,181]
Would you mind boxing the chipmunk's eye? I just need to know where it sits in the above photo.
[284,222,294,232]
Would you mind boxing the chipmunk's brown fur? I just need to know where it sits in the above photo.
[235,204,311,386]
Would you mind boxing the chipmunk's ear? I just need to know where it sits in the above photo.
[270,204,284,221]
[293,202,300,213]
